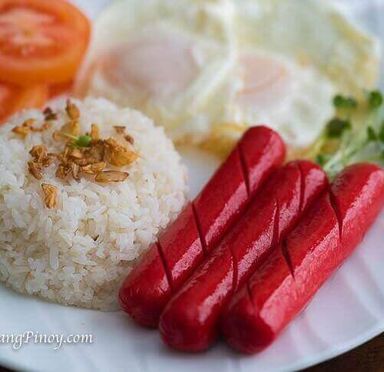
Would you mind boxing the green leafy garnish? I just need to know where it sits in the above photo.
[75,135,92,148]
[367,127,378,142]
[59,133,93,148]
[316,154,330,167]
[326,118,351,138]
[378,123,384,143]
[368,90,383,110]
[309,90,384,179]
[333,95,358,110]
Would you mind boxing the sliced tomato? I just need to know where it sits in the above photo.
[0,0,91,86]
[0,82,48,123]
[49,80,73,99]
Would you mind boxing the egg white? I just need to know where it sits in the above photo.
[78,0,380,156]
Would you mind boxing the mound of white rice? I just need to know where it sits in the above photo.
[0,98,187,310]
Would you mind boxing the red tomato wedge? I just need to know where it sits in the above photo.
[49,80,73,99]
[0,0,91,86]
[0,82,48,123]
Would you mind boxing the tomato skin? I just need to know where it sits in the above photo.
[49,81,73,99]
[0,0,91,86]
[0,83,48,123]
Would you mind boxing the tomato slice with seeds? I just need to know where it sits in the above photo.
[0,83,48,123]
[0,0,91,86]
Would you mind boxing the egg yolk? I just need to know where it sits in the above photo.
[98,35,293,113]
[100,33,199,99]
[237,53,292,108]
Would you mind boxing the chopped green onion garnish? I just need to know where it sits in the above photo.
[75,135,92,148]
[379,124,384,143]
[310,89,384,178]
[367,126,378,142]
[368,90,383,110]
[326,118,351,138]
[316,154,329,167]
[333,95,358,109]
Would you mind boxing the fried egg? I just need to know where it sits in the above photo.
[78,0,380,156]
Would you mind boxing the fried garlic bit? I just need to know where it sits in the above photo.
[113,126,126,134]
[28,161,43,180]
[41,183,58,209]
[28,145,55,180]
[81,162,107,175]
[24,101,138,194]
[114,125,135,144]
[66,100,80,120]
[124,134,135,145]
[95,171,129,183]
[52,136,136,181]
[43,107,58,121]
[12,125,30,139]
[104,138,138,167]
[12,119,51,138]
[51,115,137,180]
[90,123,100,140]
[53,119,80,141]
[52,101,81,141]
[54,139,105,181]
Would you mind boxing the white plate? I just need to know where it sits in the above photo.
[1,1,384,371]
[1,146,384,372]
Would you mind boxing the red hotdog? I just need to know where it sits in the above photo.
[221,163,384,354]
[119,126,285,327]
[159,161,328,352]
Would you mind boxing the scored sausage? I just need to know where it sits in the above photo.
[221,163,384,354]
[159,161,328,352]
[119,126,286,327]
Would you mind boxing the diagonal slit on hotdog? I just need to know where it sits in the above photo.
[156,242,174,291]
[159,160,328,352]
[221,163,384,354]
[119,126,286,327]
[191,201,208,254]
[237,145,251,197]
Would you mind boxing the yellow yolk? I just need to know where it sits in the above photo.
[237,53,292,108]
[80,0,379,155]
[100,34,199,100]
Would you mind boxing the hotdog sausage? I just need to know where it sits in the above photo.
[159,161,328,351]
[119,126,285,327]
[221,163,384,354]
